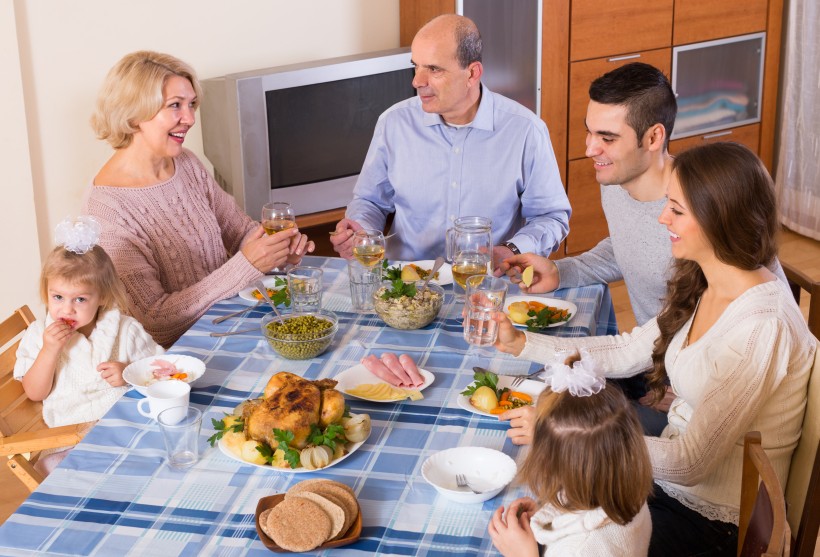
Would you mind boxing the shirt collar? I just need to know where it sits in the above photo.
[421,84,494,131]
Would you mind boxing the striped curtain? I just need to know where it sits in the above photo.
[775,0,820,240]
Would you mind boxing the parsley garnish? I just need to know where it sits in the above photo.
[380,278,417,300]
[383,260,402,282]
[460,370,509,399]
[308,423,346,452]
[272,428,301,469]
[525,306,572,331]
[269,277,291,308]
[207,415,245,447]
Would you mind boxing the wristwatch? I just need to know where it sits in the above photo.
[500,241,520,255]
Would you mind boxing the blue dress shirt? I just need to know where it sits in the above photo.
[346,86,571,261]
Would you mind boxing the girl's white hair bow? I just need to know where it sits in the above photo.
[541,348,606,397]
[54,216,101,255]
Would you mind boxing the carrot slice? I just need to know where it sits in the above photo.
[509,391,532,404]
[528,301,547,312]
[489,407,507,415]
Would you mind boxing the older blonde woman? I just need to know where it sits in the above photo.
[84,51,313,347]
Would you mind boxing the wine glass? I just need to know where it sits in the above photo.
[261,202,296,235]
[352,229,386,268]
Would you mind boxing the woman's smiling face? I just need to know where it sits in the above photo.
[134,75,197,159]
[658,172,710,262]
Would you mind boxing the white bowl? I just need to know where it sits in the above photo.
[123,354,205,396]
[421,446,517,504]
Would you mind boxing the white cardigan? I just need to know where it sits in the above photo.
[14,308,163,427]
[520,280,815,524]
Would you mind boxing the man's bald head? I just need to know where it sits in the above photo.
[417,14,482,69]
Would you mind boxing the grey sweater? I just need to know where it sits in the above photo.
[556,184,788,327]
[556,185,670,326]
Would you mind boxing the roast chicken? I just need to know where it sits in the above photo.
[243,372,346,449]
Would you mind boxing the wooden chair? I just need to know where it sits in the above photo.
[782,261,820,338]
[738,431,788,557]
[784,337,820,557]
[0,306,88,491]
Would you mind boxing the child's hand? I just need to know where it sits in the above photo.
[42,320,74,353]
[488,498,539,557]
[98,361,126,387]
[498,405,537,446]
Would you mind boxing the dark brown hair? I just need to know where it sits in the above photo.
[517,386,653,525]
[589,62,677,149]
[647,142,779,400]
[40,245,130,314]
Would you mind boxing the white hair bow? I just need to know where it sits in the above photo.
[54,216,101,255]
[541,348,606,397]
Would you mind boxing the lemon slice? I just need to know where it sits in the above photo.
[521,265,535,287]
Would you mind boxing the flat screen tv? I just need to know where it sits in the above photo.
[200,48,414,216]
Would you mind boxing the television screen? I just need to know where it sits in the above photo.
[266,68,415,190]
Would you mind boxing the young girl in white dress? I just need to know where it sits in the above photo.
[14,217,163,474]
[488,353,654,556]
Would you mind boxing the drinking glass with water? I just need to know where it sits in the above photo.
[463,275,507,347]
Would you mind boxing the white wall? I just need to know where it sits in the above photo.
[0,0,399,319]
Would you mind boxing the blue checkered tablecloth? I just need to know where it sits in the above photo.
[0,256,616,556]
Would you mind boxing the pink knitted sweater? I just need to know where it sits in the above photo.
[84,149,263,347]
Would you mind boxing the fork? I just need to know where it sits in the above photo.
[455,473,481,494]
[508,367,546,388]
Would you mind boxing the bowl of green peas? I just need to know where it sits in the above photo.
[260,310,339,360]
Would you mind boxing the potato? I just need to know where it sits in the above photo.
[470,385,499,413]
[240,440,268,465]
[222,430,245,456]
[223,415,243,430]
[401,265,421,282]
[508,301,530,324]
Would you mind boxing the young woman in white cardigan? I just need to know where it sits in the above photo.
[486,142,815,556]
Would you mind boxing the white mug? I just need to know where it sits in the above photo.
[137,380,190,423]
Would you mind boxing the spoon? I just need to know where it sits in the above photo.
[420,256,446,292]
[253,280,283,319]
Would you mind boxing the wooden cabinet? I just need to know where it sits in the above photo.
[673,0,768,45]
[570,0,673,61]
[399,0,783,258]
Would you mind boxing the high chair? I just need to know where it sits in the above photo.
[0,306,89,491]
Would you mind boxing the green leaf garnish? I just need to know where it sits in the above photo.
[383,260,402,282]
[207,415,245,447]
[272,428,301,469]
[381,278,417,300]
[524,306,572,331]
[308,423,346,452]
[460,370,508,399]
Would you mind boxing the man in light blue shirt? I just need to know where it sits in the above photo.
[331,14,570,265]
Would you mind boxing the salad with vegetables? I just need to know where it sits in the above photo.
[460,370,534,414]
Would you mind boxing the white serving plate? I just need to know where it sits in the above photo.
[503,295,577,329]
[218,425,370,473]
[398,260,453,286]
[237,277,286,303]
[123,354,205,397]
[334,364,435,402]
[422,446,517,504]
[457,375,546,417]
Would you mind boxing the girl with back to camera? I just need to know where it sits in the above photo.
[85,51,314,347]
[487,142,815,556]
[489,353,653,556]
[14,217,163,474]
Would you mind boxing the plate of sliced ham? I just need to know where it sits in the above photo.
[123,354,205,396]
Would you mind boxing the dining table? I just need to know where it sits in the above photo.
[0,256,617,557]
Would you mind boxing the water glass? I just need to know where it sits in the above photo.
[463,275,508,347]
[287,266,323,312]
[348,260,382,312]
[158,406,202,470]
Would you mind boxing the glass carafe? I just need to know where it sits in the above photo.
[445,216,493,294]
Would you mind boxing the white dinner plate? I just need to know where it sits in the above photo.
[237,277,286,303]
[397,260,453,286]
[333,364,435,402]
[218,424,370,473]
[503,295,577,329]
[123,354,205,396]
[457,375,546,417]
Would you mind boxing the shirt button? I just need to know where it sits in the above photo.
[449,215,456,221]
[454,147,460,154]
[451,182,457,188]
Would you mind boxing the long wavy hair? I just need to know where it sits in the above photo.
[646,142,779,401]
[518,386,653,525]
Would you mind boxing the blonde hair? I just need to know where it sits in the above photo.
[91,50,202,149]
[517,386,653,525]
[40,245,130,314]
